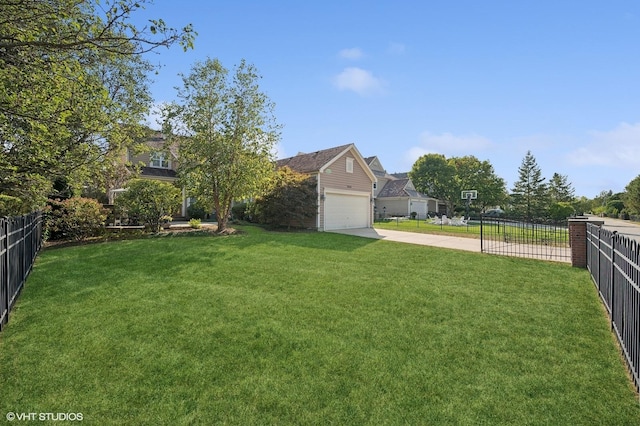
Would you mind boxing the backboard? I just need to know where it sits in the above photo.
[461,190,478,200]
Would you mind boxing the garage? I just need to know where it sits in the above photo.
[410,200,428,217]
[324,191,370,230]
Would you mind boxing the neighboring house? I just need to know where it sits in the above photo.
[365,156,442,218]
[109,133,188,218]
[276,144,376,231]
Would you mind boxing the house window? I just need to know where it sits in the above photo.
[150,152,169,169]
[346,157,354,174]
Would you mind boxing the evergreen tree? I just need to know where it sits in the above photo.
[510,151,548,220]
[548,173,575,203]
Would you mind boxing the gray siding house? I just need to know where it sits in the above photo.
[277,144,376,231]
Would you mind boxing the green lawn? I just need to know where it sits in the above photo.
[375,218,482,237]
[1,226,638,425]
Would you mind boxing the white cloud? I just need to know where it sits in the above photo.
[339,48,364,60]
[333,67,385,96]
[569,122,640,168]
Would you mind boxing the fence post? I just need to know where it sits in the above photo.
[1,218,7,330]
[610,231,616,331]
[480,215,484,253]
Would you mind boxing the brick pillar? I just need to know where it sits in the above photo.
[569,219,587,268]
[568,218,604,268]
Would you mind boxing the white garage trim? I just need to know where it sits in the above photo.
[324,189,371,231]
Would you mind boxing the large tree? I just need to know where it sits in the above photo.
[409,153,457,214]
[0,0,195,213]
[510,151,548,220]
[162,58,281,233]
[449,155,507,212]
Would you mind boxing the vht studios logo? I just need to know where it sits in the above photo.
[6,412,83,421]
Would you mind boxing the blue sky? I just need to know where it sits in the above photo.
[135,1,640,198]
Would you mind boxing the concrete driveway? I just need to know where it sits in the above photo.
[329,227,481,253]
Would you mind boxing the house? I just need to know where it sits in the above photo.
[276,144,376,231]
[365,156,442,218]
[109,133,188,218]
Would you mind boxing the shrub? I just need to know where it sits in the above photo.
[548,202,575,221]
[115,179,181,232]
[251,167,317,229]
[187,200,208,220]
[45,198,107,241]
[0,195,24,217]
[231,202,247,221]
[188,218,202,229]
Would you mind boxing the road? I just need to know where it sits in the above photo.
[585,215,640,242]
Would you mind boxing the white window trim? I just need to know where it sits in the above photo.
[150,152,170,169]
[346,157,354,174]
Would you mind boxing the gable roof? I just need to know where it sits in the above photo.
[276,143,376,182]
[377,178,432,199]
[276,144,352,173]
[377,178,410,197]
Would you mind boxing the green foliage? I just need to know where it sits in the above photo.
[548,202,575,221]
[187,200,208,220]
[250,167,317,229]
[231,202,248,221]
[571,196,593,215]
[449,155,508,211]
[188,218,202,229]
[605,198,625,217]
[115,179,181,232]
[410,154,506,215]
[162,58,281,233]
[0,0,194,212]
[624,175,640,215]
[409,154,457,213]
[0,195,24,217]
[45,197,107,241]
[548,173,575,203]
[510,151,548,220]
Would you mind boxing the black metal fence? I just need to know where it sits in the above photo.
[0,212,43,332]
[480,217,571,262]
[586,223,639,393]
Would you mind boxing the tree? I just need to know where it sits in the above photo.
[162,58,281,233]
[409,154,457,214]
[548,173,575,203]
[624,175,640,215]
[115,179,181,232]
[0,0,195,213]
[510,151,548,220]
[250,167,317,229]
[449,156,507,212]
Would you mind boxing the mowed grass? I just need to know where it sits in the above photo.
[375,218,482,238]
[1,226,639,425]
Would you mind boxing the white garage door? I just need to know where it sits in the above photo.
[324,192,369,230]
[411,200,428,217]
